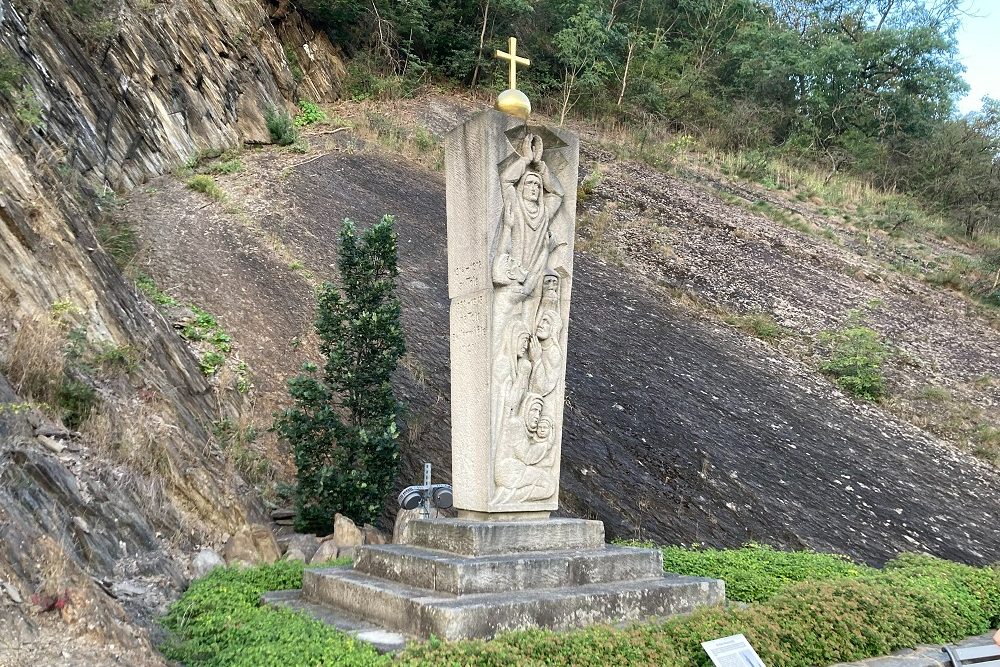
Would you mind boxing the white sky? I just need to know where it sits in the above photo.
[956,1,999,115]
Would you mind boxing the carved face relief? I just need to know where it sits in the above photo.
[542,273,559,296]
[523,174,541,203]
[535,312,554,340]
[536,417,552,440]
[525,396,544,431]
[517,331,531,357]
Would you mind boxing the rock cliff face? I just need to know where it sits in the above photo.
[0,0,343,659]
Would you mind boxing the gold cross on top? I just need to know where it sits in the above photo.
[495,36,530,90]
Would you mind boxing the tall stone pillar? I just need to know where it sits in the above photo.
[445,110,579,518]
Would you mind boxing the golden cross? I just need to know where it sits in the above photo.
[495,36,530,90]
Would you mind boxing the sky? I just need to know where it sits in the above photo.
[956,1,999,115]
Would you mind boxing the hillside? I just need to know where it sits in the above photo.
[1,0,999,659]
[128,93,1000,568]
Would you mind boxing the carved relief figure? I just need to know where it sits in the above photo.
[491,132,568,507]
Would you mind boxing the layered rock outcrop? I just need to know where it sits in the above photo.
[0,0,343,659]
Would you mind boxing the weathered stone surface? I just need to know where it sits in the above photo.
[445,111,579,517]
[302,565,723,641]
[333,514,364,548]
[406,518,604,556]
[354,543,663,594]
[310,540,341,564]
[286,533,321,561]
[362,525,388,546]
[284,547,307,562]
[253,525,281,563]
[191,549,225,579]
[392,507,445,544]
[224,525,280,565]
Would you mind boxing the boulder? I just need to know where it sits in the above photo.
[223,524,280,565]
[285,533,320,561]
[332,513,363,548]
[362,524,388,545]
[309,540,340,564]
[191,549,225,579]
[251,524,281,563]
[283,547,307,562]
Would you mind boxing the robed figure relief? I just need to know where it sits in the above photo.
[491,133,566,505]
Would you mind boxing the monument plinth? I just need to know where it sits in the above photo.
[446,110,577,518]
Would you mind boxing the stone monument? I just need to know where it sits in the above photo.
[263,38,724,650]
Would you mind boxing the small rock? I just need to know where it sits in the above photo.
[113,582,146,597]
[72,516,91,534]
[337,546,357,560]
[362,524,387,545]
[332,513,363,548]
[252,524,281,563]
[283,547,306,562]
[191,549,225,579]
[2,582,22,604]
[270,508,294,521]
[309,540,340,564]
[38,435,65,453]
[285,533,321,561]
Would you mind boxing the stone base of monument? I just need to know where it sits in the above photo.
[261,518,725,650]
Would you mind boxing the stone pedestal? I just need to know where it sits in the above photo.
[262,519,725,650]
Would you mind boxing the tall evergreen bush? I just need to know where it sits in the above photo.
[274,215,405,533]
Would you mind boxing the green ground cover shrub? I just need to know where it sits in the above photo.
[398,551,1000,667]
[160,546,1000,667]
[160,560,385,667]
[294,100,327,127]
[658,543,868,602]
[265,106,299,146]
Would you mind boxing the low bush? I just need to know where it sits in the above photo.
[294,100,327,127]
[817,309,890,401]
[265,106,299,146]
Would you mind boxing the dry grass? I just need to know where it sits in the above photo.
[0,312,66,404]
[81,399,176,478]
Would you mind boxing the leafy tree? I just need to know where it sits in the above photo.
[555,2,615,124]
[274,215,406,533]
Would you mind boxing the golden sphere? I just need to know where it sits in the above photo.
[496,89,531,119]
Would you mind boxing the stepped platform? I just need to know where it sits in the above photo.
[261,518,725,650]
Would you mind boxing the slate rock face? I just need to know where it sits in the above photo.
[272,150,1000,567]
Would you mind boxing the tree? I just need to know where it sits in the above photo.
[555,3,614,125]
[274,215,406,533]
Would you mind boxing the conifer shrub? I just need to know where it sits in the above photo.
[264,105,299,146]
[274,215,405,533]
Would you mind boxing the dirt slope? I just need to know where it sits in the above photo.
[131,99,1000,566]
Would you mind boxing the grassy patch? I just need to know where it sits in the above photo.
[160,560,385,667]
[159,546,1000,667]
[722,313,786,342]
[187,175,226,201]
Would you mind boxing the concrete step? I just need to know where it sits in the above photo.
[302,565,724,641]
[354,543,665,594]
[261,589,407,653]
[406,518,605,555]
